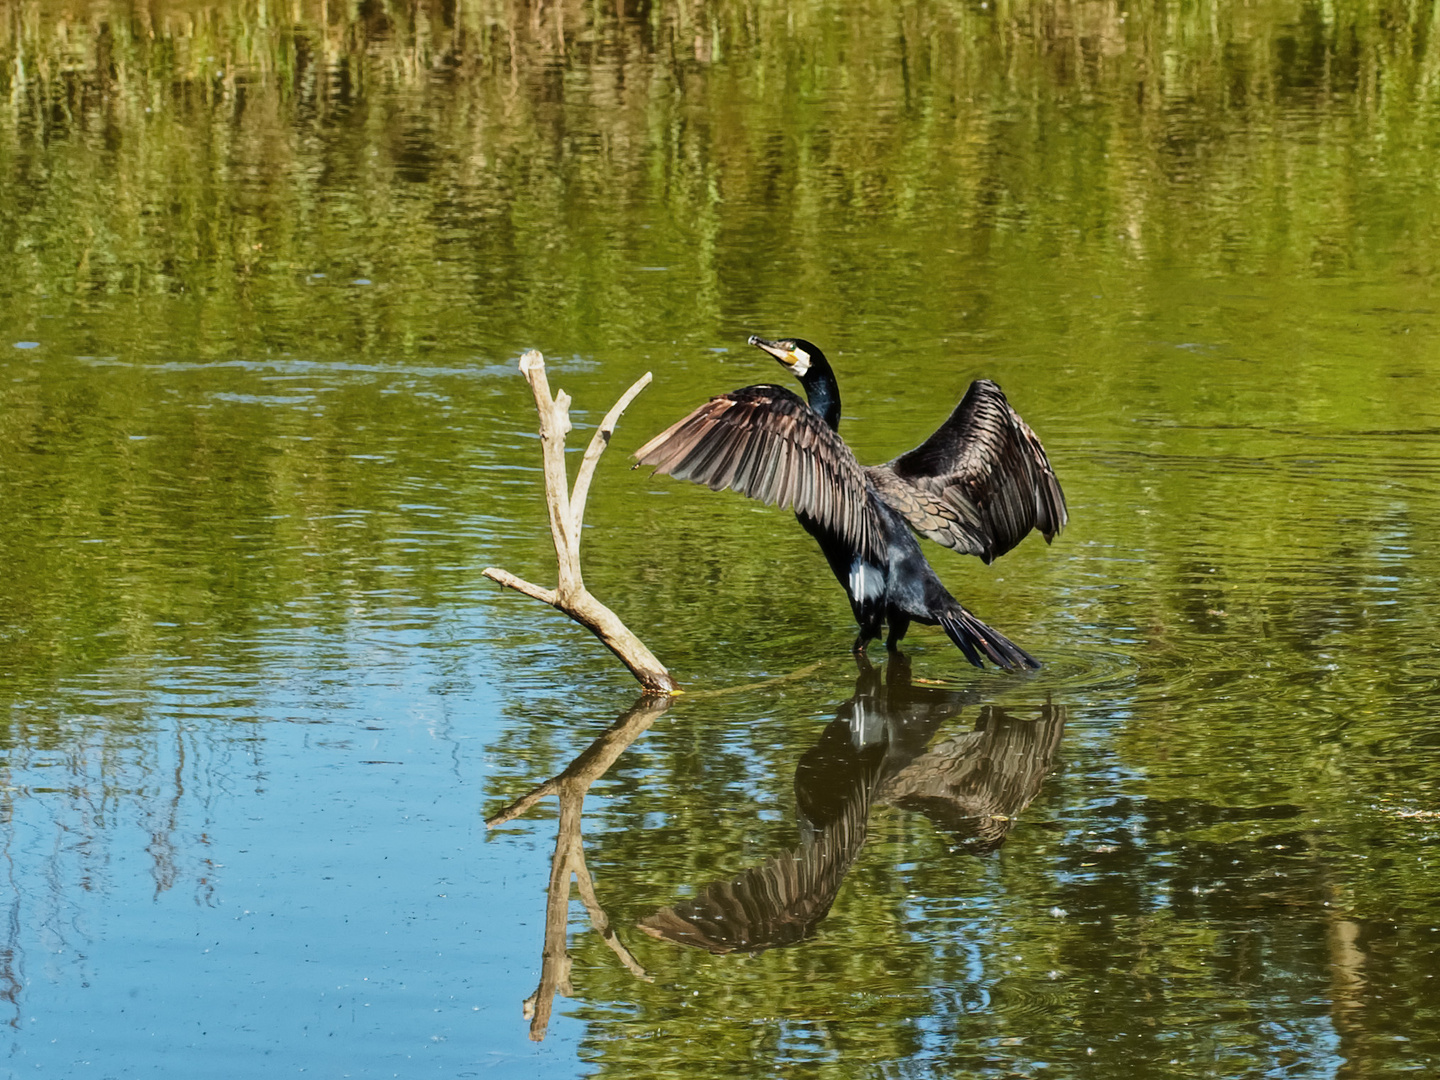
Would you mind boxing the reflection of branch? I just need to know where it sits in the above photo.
[484,350,678,695]
[489,659,830,830]
[490,694,670,1041]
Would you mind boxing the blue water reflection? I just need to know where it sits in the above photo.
[6,644,566,1077]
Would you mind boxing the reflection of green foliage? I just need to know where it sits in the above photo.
[3,1,1440,1075]
[5,0,1440,363]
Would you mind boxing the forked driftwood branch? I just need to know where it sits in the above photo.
[484,350,678,695]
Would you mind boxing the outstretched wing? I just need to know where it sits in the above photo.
[866,380,1066,564]
[633,385,884,563]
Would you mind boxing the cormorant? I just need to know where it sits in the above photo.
[633,336,1067,669]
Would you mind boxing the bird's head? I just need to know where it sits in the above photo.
[747,335,840,429]
[748,335,827,379]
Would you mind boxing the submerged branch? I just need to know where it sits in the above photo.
[483,350,678,695]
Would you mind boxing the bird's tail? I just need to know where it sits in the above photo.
[938,607,1040,671]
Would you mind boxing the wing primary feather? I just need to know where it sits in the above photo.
[637,383,893,565]
[775,439,796,510]
[672,420,730,485]
[651,413,716,476]
[871,380,1066,562]
[799,447,817,518]
[707,425,748,491]
[756,431,782,499]
[728,427,762,494]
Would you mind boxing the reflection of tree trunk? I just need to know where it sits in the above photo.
[1313,833,1371,1077]
[489,694,669,1041]
[147,724,187,897]
[1,791,20,1028]
[1327,916,1365,1006]
[483,350,678,695]
[1324,888,1369,1076]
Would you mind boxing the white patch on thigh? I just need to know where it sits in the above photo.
[849,559,884,602]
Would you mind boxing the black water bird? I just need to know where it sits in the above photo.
[633,336,1067,668]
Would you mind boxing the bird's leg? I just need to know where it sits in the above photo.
[853,610,884,655]
[885,615,911,652]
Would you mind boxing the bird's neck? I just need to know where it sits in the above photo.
[801,367,842,431]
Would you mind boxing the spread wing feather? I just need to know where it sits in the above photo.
[866,380,1067,564]
[634,385,884,563]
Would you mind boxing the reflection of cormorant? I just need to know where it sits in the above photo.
[638,659,1065,953]
[634,336,1066,668]
[878,699,1066,856]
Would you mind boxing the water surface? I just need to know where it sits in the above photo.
[3,1,1439,1076]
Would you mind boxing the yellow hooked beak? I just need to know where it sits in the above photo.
[748,335,812,375]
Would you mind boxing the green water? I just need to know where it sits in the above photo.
[3,0,1439,1076]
